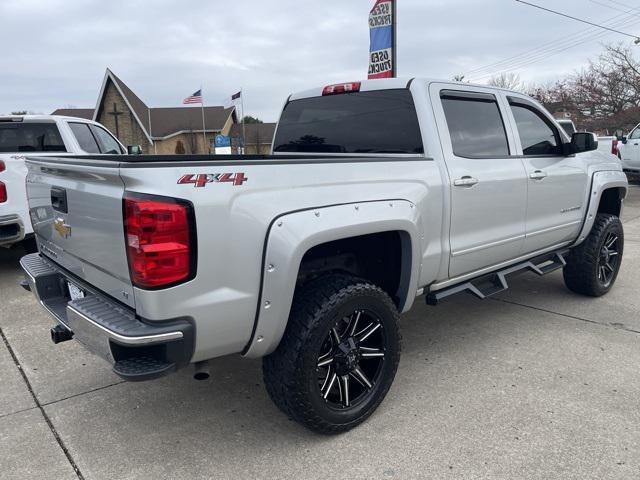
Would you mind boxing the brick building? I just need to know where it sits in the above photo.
[53,69,239,154]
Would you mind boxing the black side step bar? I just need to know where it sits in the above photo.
[426,249,569,306]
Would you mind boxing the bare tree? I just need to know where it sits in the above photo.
[488,72,523,91]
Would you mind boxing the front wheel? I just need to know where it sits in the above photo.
[263,274,401,434]
[563,213,624,297]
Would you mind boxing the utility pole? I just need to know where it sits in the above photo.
[392,0,397,77]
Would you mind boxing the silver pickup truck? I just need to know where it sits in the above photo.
[20,78,628,434]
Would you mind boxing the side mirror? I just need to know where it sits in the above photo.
[127,145,143,155]
[621,136,628,144]
[569,132,598,154]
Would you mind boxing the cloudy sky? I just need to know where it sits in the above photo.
[1,0,639,120]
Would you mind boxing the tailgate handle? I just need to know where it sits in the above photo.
[51,187,68,213]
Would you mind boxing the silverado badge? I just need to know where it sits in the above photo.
[53,217,71,239]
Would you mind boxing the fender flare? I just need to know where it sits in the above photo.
[242,199,422,358]
[573,170,628,246]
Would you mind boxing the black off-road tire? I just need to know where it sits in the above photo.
[563,213,624,297]
[262,274,401,434]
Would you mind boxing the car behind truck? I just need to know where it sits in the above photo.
[0,115,126,250]
[21,78,627,433]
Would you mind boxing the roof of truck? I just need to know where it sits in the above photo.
[289,77,529,101]
[0,114,98,123]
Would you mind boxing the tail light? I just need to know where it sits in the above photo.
[612,139,619,156]
[322,82,361,96]
[123,193,196,289]
[0,161,5,203]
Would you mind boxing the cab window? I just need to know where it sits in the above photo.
[90,125,123,154]
[509,101,562,156]
[69,122,100,153]
[440,91,510,158]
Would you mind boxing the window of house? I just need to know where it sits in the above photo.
[440,92,510,157]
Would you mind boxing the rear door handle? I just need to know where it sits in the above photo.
[529,170,548,180]
[453,176,479,187]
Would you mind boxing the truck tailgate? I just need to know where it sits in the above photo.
[26,157,134,307]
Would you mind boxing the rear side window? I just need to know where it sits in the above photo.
[441,92,509,157]
[90,125,123,154]
[510,104,562,156]
[69,123,100,153]
[0,123,66,153]
[273,89,424,154]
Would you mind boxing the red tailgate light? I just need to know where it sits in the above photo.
[123,193,196,289]
[0,160,5,203]
[322,82,361,96]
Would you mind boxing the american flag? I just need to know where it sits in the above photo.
[183,89,203,104]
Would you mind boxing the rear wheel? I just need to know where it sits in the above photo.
[563,213,624,297]
[263,274,401,434]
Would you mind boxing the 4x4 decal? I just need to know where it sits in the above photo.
[178,173,248,187]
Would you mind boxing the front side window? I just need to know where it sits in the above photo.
[69,122,100,153]
[629,128,640,140]
[0,123,66,153]
[440,93,510,157]
[510,104,562,156]
[90,125,123,154]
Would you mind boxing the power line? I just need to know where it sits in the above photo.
[468,16,640,82]
[515,0,640,40]
[587,0,632,13]
[464,8,640,79]
[468,15,640,82]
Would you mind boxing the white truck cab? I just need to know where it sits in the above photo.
[0,115,125,248]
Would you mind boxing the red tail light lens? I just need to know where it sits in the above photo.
[612,139,619,156]
[123,193,196,289]
[0,182,6,203]
[322,82,361,96]
[0,160,5,173]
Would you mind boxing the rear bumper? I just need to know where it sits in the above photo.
[0,214,25,246]
[20,253,195,381]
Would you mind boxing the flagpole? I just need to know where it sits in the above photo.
[200,85,207,154]
[241,88,246,155]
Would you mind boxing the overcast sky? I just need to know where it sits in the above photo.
[1,0,639,120]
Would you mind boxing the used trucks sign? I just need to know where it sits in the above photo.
[368,0,394,79]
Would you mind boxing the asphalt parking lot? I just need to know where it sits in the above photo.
[1,183,639,480]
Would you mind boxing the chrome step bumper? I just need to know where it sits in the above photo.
[20,253,194,381]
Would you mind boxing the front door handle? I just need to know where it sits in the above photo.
[453,176,479,187]
[529,170,548,180]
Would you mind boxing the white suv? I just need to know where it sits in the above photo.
[0,115,125,249]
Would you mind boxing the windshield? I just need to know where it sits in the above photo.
[273,89,424,154]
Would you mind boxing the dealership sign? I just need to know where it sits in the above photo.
[368,0,395,79]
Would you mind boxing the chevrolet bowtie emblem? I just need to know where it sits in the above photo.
[53,217,71,239]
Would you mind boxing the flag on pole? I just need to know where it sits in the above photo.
[183,89,203,104]
[224,91,242,108]
[368,0,395,79]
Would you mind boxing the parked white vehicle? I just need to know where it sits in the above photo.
[0,115,126,249]
[618,123,640,177]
